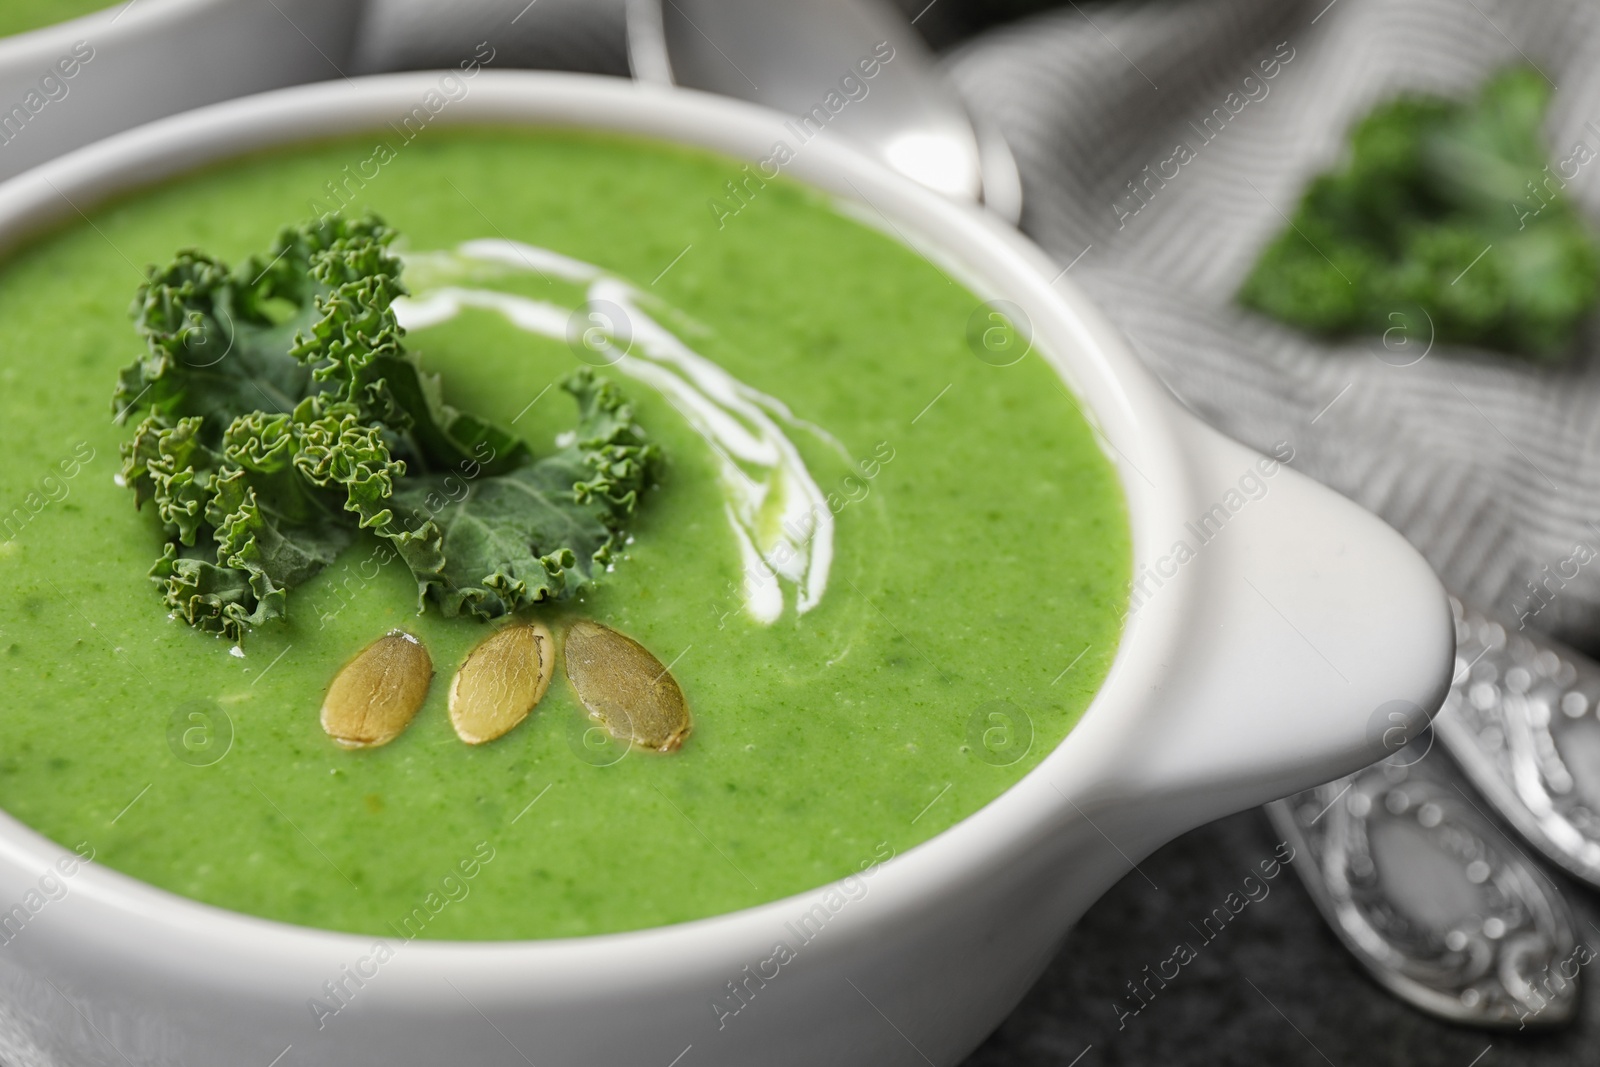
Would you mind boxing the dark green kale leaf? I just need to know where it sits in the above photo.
[1238,67,1600,360]
[113,213,657,641]
[394,371,656,618]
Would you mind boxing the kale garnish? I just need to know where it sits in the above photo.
[113,213,657,641]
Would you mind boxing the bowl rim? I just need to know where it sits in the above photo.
[0,69,1196,975]
[0,0,228,58]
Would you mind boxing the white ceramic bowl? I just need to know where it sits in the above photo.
[0,0,363,182]
[0,72,1453,1066]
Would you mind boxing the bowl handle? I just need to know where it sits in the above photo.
[1083,411,1455,847]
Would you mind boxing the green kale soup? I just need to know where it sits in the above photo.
[0,129,1130,939]
[0,0,106,37]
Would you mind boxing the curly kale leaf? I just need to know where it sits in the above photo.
[112,213,657,640]
[393,369,659,620]
[1239,67,1600,360]
[115,215,529,470]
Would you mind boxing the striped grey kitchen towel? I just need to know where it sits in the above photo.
[357,0,1600,651]
[942,0,1600,652]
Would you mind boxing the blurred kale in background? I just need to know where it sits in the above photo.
[1239,68,1600,360]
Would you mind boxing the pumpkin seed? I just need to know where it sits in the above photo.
[449,621,554,745]
[321,630,433,749]
[563,620,691,752]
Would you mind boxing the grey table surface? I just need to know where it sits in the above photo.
[961,794,1600,1067]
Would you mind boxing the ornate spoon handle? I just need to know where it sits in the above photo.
[1266,596,1589,1029]
[1435,597,1600,886]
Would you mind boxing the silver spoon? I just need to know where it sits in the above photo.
[1267,738,1580,1028]
[624,0,1023,222]
[1268,595,1598,1028]
[1435,597,1600,886]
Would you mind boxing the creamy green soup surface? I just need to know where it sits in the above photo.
[0,0,105,36]
[0,129,1129,939]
